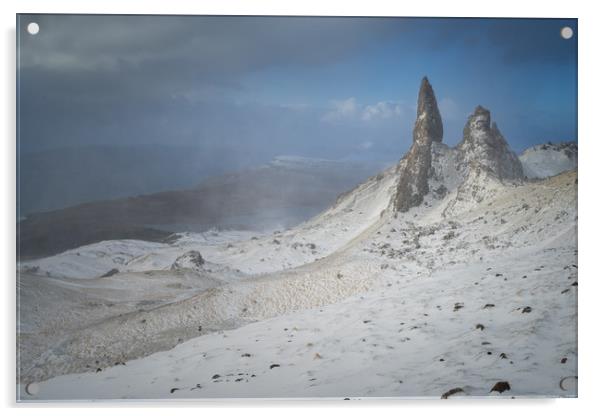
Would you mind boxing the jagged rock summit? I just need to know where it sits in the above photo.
[393,78,523,213]
[393,77,443,212]
[457,105,523,180]
[416,77,444,143]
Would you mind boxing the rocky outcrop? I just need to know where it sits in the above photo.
[519,141,577,179]
[393,77,443,212]
[457,106,523,180]
[171,250,205,271]
[442,162,504,218]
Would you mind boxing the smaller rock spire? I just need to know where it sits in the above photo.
[458,105,523,180]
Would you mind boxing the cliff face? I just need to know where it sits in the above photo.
[393,77,443,212]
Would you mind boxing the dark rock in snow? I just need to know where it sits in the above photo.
[441,387,465,399]
[490,381,511,394]
[100,268,119,278]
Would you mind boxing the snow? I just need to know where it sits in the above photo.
[24,245,575,400]
[21,167,399,279]
[519,142,577,179]
[17,147,577,400]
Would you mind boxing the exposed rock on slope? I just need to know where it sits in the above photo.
[171,250,205,271]
[457,105,523,180]
[394,77,443,212]
[442,162,505,218]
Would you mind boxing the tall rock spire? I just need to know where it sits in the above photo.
[415,77,443,144]
[457,105,523,180]
[393,76,443,212]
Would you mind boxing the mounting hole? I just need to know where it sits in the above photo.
[25,382,40,396]
[27,22,39,35]
[560,26,573,40]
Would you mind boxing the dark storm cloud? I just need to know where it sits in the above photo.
[17,15,576,156]
[486,19,577,65]
[18,15,410,152]
[411,18,576,66]
[19,15,405,101]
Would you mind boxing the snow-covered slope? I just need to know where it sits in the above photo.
[18,169,577,400]
[519,142,577,179]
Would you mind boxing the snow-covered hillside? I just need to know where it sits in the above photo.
[519,142,577,179]
[18,167,577,400]
[17,78,577,400]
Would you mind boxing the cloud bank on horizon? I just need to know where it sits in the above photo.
[18,15,577,162]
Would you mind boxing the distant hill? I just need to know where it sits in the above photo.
[17,156,387,258]
[17,144,267,217]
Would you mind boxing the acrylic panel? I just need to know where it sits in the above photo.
[16,14,578,401]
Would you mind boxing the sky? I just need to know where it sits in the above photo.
[17,15,577,163]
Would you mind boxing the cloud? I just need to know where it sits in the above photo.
[16,15,575,161]
[361,101,405,121]
[359,140,374,150]
[323,98,410,123]
[18,15,406,101]
[322,98,359,122]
